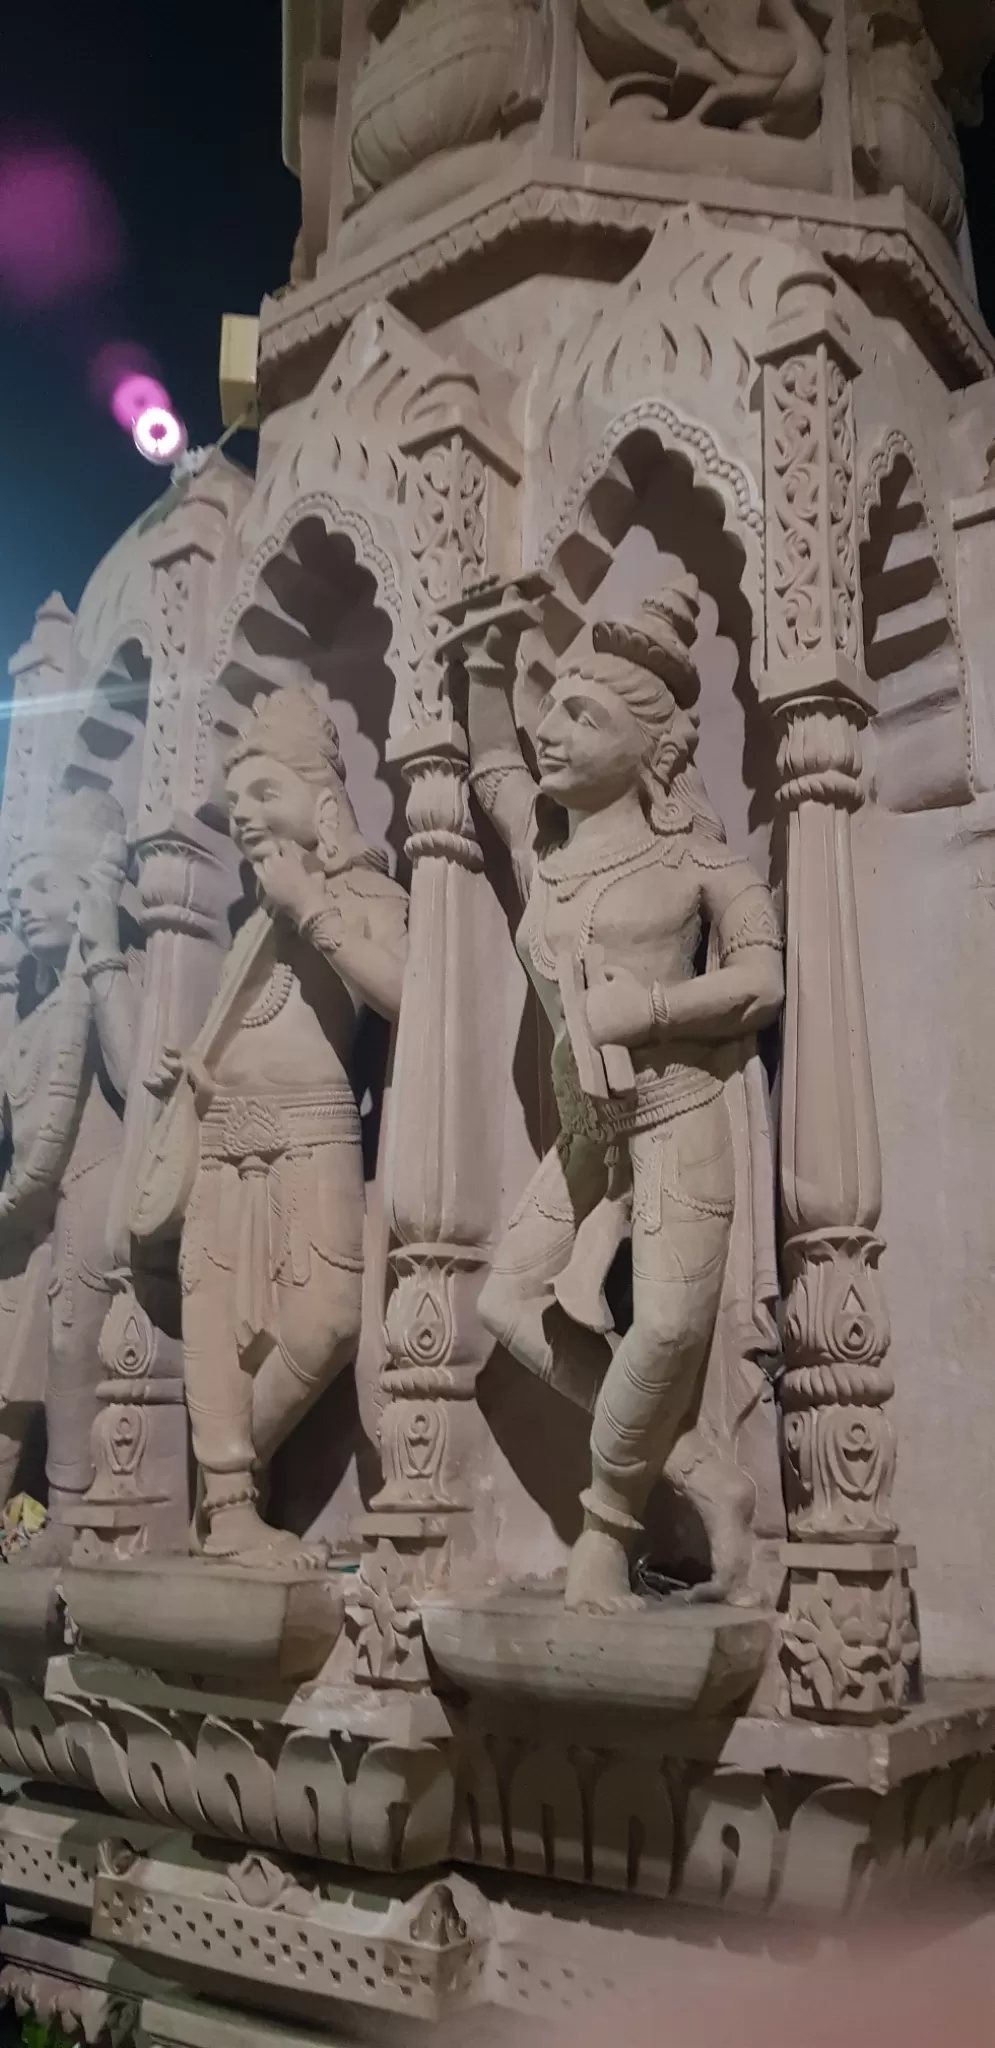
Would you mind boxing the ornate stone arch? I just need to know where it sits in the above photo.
[208,508,404,864]
[65,453,253,828]
[527,204,836,622]
[859,426,968,811]
[526,415,772,861]
[213,302,521,755]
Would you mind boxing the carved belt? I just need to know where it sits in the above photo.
[199,1088,360,1166]
[553,1041,722,1143]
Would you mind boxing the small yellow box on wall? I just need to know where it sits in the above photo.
[219,313,260,429]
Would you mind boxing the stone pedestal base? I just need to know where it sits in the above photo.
[780,1542,921,1723]
[422,1584,771,1718]
[61,1559,347,1685]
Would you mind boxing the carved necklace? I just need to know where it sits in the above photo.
[537,822,659,898]
[527,832,664,982]
[240,963,295,1031]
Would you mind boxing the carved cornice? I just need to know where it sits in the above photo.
[259,165,995,405]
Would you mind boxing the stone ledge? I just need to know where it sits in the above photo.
[0,1570,63,1676]
[457,1679,995,1796]
[713,1681,995,1796]
[47,1650,453,1741]
[259,161,994,401]
[138,1993,350,2048]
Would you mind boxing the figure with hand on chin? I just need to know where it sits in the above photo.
[135,684,408,1571]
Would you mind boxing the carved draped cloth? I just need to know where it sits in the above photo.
[180,1087,365,1356]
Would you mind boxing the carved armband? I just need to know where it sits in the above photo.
[299,906,346,957]
[717,884,782,964]
[468,751,531,818]
[82,952,129,986]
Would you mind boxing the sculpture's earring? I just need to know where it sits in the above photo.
[314,788,341,871]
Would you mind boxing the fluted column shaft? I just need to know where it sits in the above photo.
[759,269,919,1722]
[354,720,492,1689]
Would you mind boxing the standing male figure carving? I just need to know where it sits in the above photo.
[468,581,784,1612]
[134,684,408,1569]
[2,791,137,1562]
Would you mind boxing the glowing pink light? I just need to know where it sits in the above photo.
[0,147,123,309]
[132,405,185,464]
[111,373,172,433]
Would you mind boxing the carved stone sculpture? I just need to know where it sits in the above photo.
[467,579,784,1613]
[0,898,45,1511]
[132,684,408,1570]
[340,0,549,258]
[2,793,137,1563]
[849,0,965,242]
[578,0,833,188]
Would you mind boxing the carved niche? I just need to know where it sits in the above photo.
[218,303,521,742]
[859,428,968,812]
[339,0,550,259]
[849,1,965,244]
[577,0,835,192]
[60,458,252,1560]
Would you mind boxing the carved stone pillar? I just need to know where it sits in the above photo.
[69,816,240,1559]
[759,267,920,1723]
[4,595,75,866]
[401,413,520,722]
[354,721,491,1690]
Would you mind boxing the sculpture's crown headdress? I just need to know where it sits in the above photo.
[225,684,344,788]
[17,785,126,865]
[591,576,701,710]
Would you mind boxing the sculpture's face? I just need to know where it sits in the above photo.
[536,668,647,812]
[227,755,319,865]
[9,845,79,963]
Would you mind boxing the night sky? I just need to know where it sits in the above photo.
[0,7,993,694]
[0,1,298,675]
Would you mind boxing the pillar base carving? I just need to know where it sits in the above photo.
[68,1279,190,1560]
[780,1541,921,1724]
[780,1227,896,1542]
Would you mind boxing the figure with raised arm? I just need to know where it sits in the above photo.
[133,685,408,1570]
[467,579,784,1613]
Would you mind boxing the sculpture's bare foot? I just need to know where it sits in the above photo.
[680,1546,755,1609]
[666,1435,756,1608]
[564,1528,642,1614]
[202,1504,327,1574]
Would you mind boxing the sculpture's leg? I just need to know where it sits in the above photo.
[251,1262,363,1470]
[570,1100,733,1614]
[664,1425,757,1607]
[32,1174,113,1564]
[478,1132,612,1409]
[182,1157,341,1571]
[250,1137,365,1467]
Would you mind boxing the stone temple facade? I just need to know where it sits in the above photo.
[2,3,995,2041]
